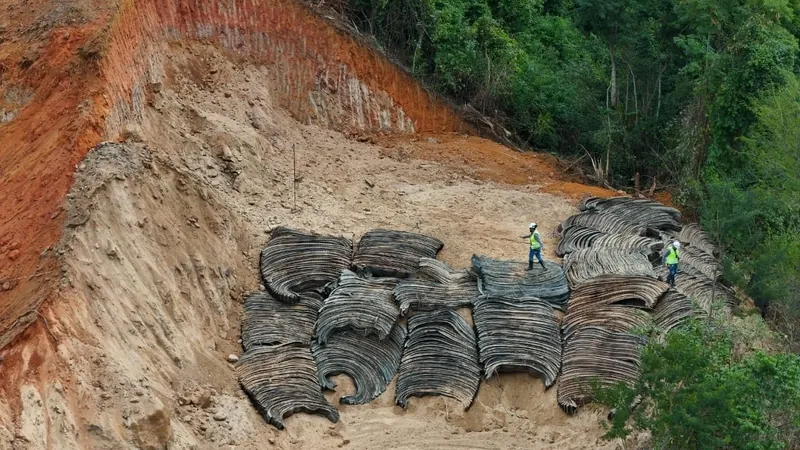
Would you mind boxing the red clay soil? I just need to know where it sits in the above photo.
[0,0,114,348]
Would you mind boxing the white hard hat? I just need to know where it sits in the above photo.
[673,241,681,249]
[529,223,537,229]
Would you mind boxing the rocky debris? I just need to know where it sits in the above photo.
[106,247,120,260]
[177,393,191,406]
[221,160,241,180]
[65,213,90,228]
[192,391,213,409]
[186,217,201,229]
[121,124,144,143]
[130,405,172,450]
[226,354,239,363]
[219,146,235,162]
[247,106,272,131]
[213,412,227,422]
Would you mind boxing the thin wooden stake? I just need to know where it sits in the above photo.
[292,143,297,212]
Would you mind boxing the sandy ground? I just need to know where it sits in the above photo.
[0,42,628,450]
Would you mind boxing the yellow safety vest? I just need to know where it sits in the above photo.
[530,231,541,250]
[666,247,680,265]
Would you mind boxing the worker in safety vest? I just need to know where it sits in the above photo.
[662,241,681,288]
[521,223,546,271]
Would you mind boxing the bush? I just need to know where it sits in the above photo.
[338,0,800,348]
[597,321,800,449]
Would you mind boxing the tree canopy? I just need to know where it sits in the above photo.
[339,0,800,350]
[597,321,800,448]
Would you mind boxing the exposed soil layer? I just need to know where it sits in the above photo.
[0,40,627,449]
[0,0,477,349]
[0,0,630,447]
[376,133,617,199]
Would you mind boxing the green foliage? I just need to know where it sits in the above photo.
[701,75,800,345]
[597,321,800,449]
[342,0,800,345]
[344,0,605,151]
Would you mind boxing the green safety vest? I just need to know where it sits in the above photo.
[666,247,680,265]
[530,231,541,250]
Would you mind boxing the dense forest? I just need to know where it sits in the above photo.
[337,0,799,340]
[332,0,800,445]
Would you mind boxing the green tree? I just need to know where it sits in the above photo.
[337,0,800,346]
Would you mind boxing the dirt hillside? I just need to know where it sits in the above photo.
[0,1,622,448]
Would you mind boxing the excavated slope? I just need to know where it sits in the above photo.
[0,0,620,448]
[0,0,471,350]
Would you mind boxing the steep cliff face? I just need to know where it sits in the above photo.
[0,0,469,350]
[102,0,469,136]
[0,1,622,449]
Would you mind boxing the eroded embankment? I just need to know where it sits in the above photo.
[0,39,621,449]
[0,0,115,349]
[0,0,472,349]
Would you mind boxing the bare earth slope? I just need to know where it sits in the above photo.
[0,1,621,448]
[0,0,471,353]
